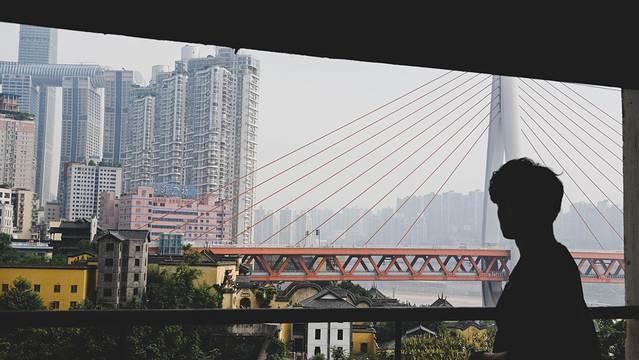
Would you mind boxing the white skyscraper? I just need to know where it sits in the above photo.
[103,70,136,166]
[190,47,260,245]
[60,77,102,165]
[184,66,234,197]
[18,25,58,204]
[123,87,155,192]
[60,162,122,221]
[152,70,187,186]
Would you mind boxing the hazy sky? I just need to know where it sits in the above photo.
[0,21,623,214]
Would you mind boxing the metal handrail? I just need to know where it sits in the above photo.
[1,306,637,360]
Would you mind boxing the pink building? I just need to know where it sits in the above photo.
[100,186,231,249]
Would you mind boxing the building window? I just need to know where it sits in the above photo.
[103,288,112,297]
[106,243,114,251]
[337,329,343,340]
[315,329,321,340]
[1,284,7,292]
[34,284,40,292]
[105,258,113,267]
[314,347,321,355]
[54,284,61,293]
[133,288,138,296]
[49,301,60,310]
[104,274,112,282]
[70,285,78,293]
[135,245,141,252]
[135,259,140,267]
[70,301,77,308]
[134,274,139,282]
[360,343,368,353]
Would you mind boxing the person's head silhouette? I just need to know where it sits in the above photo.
[489,157,563,242]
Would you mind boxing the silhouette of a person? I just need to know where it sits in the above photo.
[470,158,600,360]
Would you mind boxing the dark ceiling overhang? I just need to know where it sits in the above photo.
[1,9,635,89]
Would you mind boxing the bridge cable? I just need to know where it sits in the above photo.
[394,118,491,247]
[517,85,622,176]
[520,127,605,250]
[225,75,491,243]
[521,79,622,141]
[519,106,623,214]
[518,100,622,194]
[520,116,623,242]
[560,82,622,124]
[518,80,622,161]
[286,93,496,247]
[539,79,622,135]
[223,74,488,230]
[274,90,493,247]
[355,107,496,247]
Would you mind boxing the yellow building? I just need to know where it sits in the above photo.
[148,253,239,309]
[66,251,97,265]
[352,324,377,355]
[0,264,96,310]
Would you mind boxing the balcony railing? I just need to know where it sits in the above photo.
[1,306,638,360]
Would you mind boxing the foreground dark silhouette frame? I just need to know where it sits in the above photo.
[1,306,637,359]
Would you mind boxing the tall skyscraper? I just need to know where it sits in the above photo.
[103,70,136,166]
[18,25,58,204]
[184,66,234,197]
[123,87,155,192]
[152,70,187,186]
[214,48,260,246]
[60,76,102,166]
[60,162,122,221]
[18,25,58,64]
[59,76,103,207]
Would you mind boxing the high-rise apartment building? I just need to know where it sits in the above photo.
[18,25,58,205]
[184,66,234,197]
[61,76,102,166]
[152,70,187,186]
[123,87,155,192]
[0,111,36,190]
[103,70,136,166]
[59,76,103,202]
[60,162,122,221]
[212,48,260,246]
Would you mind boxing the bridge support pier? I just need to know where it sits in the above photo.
[622,89,639,360]
[481,75,522,307]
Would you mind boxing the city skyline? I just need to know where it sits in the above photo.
[253,189,624,252]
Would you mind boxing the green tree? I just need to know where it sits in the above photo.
[144,264,216,309]
[266,338,288,360]
[255,285,277,308]
[0,233,17,263]
[597,319,625,359]
[0,277,44,310]
[400,328,492,360]
[331,346,348,360]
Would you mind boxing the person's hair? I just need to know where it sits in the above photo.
[489,157,563,221]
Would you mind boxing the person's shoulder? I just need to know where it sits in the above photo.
[551,242,581,276]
